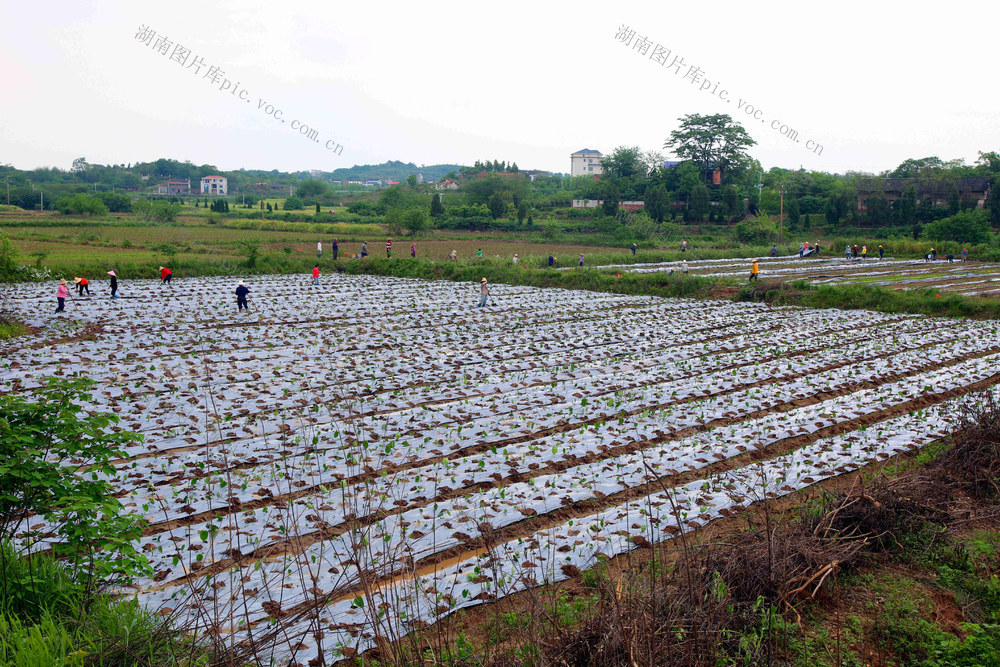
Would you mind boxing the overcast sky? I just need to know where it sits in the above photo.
[2,1,998,176]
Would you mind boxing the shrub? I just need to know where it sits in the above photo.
[922,209,993,245]
[0,376,150,591]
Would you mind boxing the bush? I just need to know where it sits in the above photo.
[922,209,993,245]
[0,376,150,590]
[55,194,108,216]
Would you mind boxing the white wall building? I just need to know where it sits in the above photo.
[570,149,603,177]
[200,175,227,195]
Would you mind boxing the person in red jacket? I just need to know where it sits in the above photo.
[73,277,90,296]
[386,239,392,258]
[312,264,320,285]
[159,266,172,284]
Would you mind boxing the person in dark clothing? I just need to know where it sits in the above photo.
[631,243,637,255]
[852,245,858,259]
[107,270,118,298]
[235,280,250,311]
[548,254,555,267]
[878,244,884,259]
[332,238,339,260]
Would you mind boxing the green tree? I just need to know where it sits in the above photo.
[948,184,961,215]
[402,207,428,235]
[430,193,445,218]
[922,209,992,244]
[283,195,304,210]
[689,184,710,222]
[787,199,800,226]
[406,175,418,189]
[98,192,131,213]
[987,181,1000,226]
[487,192,506,219]
[516,201,528,223]
[295,180,328,199]
[0,377,150,590]
[866,191,890,226]
[601,183,620,217]
[601,146,645,180]
[378,185,406,213]
[55,194,108,216]
[900,184,917,225]
[664,113,757,179]
[645,185,671,223]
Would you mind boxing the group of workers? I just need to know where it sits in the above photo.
[53,266,168,313]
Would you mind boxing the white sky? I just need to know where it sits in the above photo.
[2,0,998,176]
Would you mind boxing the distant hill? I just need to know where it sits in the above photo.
[323,161,463,182]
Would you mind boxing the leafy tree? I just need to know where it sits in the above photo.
[645,185,671,223]
[406,175,418,189]
[516,201,528,223]
[787,199,800,226]
[922,209,992,244]
[721,185,740,218]
[378,186,406,213]
[689,184,710,222]
[283,195,304,210]
[900,185,917,225]
[55,194,108,216]
[316,203,321,213]
[487,192,506,219]
[664,113,757,179]
[0,377,150,590]
[430,193,445,218]
[948,184,961,215]
[825,198,839,225]
[987,180,1000,226]
[402,207,428,234]
[0,232,20,280]
[601,183,620,217]
[295,180,328,199]
[98,192,131,213]
[866,191,890,226]
[601,146,645,180]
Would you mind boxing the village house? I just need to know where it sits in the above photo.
[855,177,991,210]
[200,175,227,195]
[570,149,603,177]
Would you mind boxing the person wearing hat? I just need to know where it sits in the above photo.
[411,242,417,258]
[55,279,69,313]
[631,243,637,256]
[386,238,392,258]
[332,238,339,260]
[107,270,118,299]
[578,254,585,267]
[235,280,250,311]
[73,277,90,296]
[512,253,519,265]
[878,244,884,259]
[159,266,172,284]
[477,278,490,307]
[681,260,689,274]
[961,247,968,262]
[749,258,759,283]
[449,249,457,261]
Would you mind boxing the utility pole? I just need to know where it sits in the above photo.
[40,191,44,211]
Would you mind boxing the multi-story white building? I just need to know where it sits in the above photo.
[200,175,227,195]
[570,148,603,177]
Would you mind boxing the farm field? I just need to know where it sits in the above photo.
[2,274,1000,663]
[597,254,1000,296]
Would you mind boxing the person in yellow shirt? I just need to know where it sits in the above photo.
[749,259,759,283]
